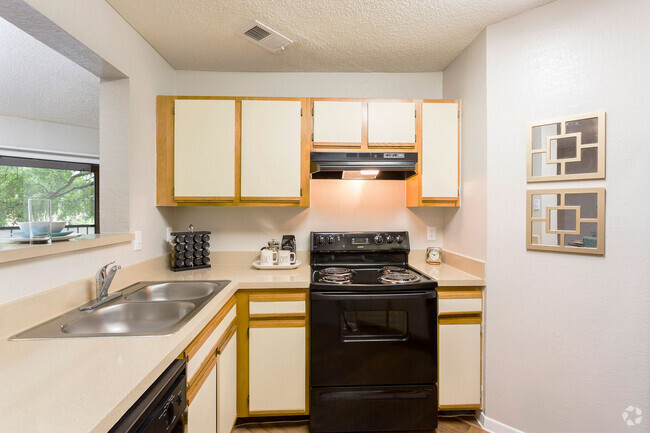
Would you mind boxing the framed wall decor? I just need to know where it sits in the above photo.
[526,188,605,255]
[527,111,605,182]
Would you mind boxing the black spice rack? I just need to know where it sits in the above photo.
[169,229,211,272]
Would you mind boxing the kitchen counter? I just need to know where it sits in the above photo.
[0,253,483,432]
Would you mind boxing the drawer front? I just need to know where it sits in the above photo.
[439,298,482,314]
[188,306,236,381]
[249,293,306,316]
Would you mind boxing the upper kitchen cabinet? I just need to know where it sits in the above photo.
[367,101,417,148]
[173,99,236,202]
[156,96,310,207]
[310,98,418,152]
[312,99,364,149]
[407,100,460,207]
[240,99,309,204]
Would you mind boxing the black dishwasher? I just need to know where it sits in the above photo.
[110,359,186,433]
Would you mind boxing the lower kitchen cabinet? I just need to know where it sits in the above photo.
[187,362,217,433]
[249,326,306,412]
[437,289,483,410]
[184,296,238,432]
[237,290,309,417]
[218,331,238,433]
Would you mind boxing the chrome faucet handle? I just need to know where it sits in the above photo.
[96,261,116,282]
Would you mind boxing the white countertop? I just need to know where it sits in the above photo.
[0,258,484,432]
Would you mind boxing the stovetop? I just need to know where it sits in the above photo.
[310,264,437,291]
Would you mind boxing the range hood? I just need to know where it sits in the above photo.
[310,152,418,180]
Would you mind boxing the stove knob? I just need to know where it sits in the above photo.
[385,235,394,244]
[316,236,325,246]
[327,235,335,245]
[374,234,384,245]
[395,235,404,244]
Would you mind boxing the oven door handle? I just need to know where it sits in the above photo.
[311,291,436,301]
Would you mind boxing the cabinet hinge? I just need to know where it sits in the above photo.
[300,188,303,197]
[480,386,483,401]
[312,106,314,116]
[172,106,175,115]
[414,133,417,142]
[457,110,460,118]
[300,108,303,117]
[414,109,417,118]
[247,395,250,405]
[311,132,314,141]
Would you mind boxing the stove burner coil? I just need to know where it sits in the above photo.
[319,267,355,278]
[379,272,421,284]
[320,274,352,284]
[381,266,409,274]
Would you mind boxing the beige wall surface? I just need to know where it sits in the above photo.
[441,31,487,262]
[484,0,650,432]
[175,179,444,252]
[0,0,176,306]
[173,71,445,252]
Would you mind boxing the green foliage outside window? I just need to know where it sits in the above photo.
[0,165,95,226]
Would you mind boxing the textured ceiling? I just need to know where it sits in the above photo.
[0,17,99,129]
[106,0,553,72]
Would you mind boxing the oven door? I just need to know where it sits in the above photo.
[310,290,437,387]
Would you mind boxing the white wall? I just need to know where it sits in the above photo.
[176,71,442,99]
[0,114,99,157]
[174,72,445,251]
[0,0,176,306]
[484,0,650,432]
[442,30,487,261]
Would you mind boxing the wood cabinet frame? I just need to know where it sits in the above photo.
[437,287,483,411]
[407,99,461,207]
[157,96,310,207]
[236,289,310,418]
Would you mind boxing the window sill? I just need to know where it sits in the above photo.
[0,233,134,265]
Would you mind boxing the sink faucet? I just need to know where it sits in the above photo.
[80,262,123,311]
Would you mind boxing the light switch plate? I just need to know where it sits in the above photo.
[133,230,142,251]
[427,226,437,241]
[166,227,172,243]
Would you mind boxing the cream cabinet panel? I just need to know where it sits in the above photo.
[174,99,235,198]
[313,101,363,143]
[241,100,302,198]
[422,102,459,198]
[249,301,306,315]
[188,306,236,381]
[439,324,481,406]
[218,332,237,433]
[439,298,482,314]
[367,102,416,143]
[249,327,306,412]
[187,364,217,433]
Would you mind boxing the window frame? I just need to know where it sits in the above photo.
[0,155,100,233]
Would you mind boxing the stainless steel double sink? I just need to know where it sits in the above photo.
[10,281,230,340]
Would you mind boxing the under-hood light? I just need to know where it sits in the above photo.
[360,170,379,176]
[342,170,379,180]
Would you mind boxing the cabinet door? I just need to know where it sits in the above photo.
[218,331,237,433]
[439,323,481,407]
[187,363,217,433]
[421,101,459,200]
[367,101,416,146]
[174,99,236,200]
[241,100,302,199]
[249,326,306,413]
[313,100,363,147]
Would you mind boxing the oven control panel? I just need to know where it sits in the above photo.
[311,232,409,251]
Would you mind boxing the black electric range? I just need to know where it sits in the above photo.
[309,231,438,433]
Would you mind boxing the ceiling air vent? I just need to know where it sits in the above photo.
[239,20,294,53]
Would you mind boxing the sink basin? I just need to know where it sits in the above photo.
[9,280,231,340]
[125,281,220,302]
[61,302,195,335]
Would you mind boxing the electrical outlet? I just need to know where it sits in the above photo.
[427,226,437,241]
[166,227,172,243]
[133,230,142,251]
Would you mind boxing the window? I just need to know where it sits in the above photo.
[0,156,99,237]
